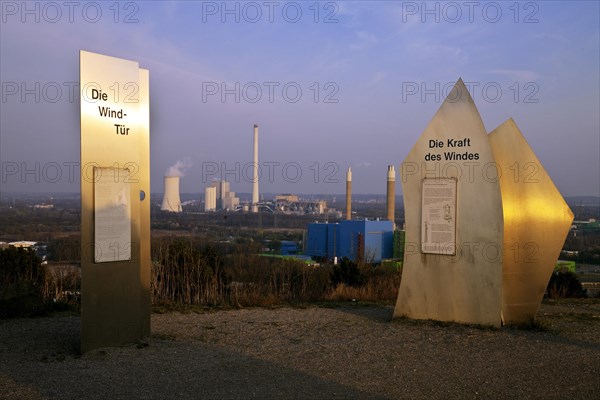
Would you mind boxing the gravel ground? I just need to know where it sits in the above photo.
[1,301,599,400]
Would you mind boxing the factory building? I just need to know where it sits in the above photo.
[305,220,394,264]
[206,179,240,211]
[275,194,299,203]
[222,192,240,211]
[204,187,216,212]
[305,165,402,264]
[273,195,327,214]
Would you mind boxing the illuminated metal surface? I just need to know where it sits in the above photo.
[80,51,150,352]
[394,79,504,326]
[489,119,573,324]
[138,68,151,337]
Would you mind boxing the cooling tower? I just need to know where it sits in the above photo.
[252,124,259,212]
[205,186,216,212]
[161,176,182,212]
[346,167,352,220]
[387,165,395,228]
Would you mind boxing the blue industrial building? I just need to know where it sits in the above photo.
[280,240,299,256]
[305,220,394,263]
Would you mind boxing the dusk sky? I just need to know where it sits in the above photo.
[1,1,598,196]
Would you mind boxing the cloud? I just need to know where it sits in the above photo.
[371,71,386,84]
[532,33,569,45]
[407,41,467,65]
[349,31,378,50]
[486,69,541,81]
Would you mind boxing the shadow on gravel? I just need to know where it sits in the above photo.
[325,303,394,323]
[0,315,392,400]
[330,303,600,352]
[503,326,600,351]
[0,315,80,357]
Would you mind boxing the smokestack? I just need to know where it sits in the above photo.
[252,124,259,212]
[161,176,182,212]
[346,167,352,220]
[387,165,395,228]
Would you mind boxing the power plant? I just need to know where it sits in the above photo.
[161,176,182,212]
[162,126,395,223]
[196,123,333,215]
[387,165,395,227]
[251,124,259,212]
[205,179,240,211]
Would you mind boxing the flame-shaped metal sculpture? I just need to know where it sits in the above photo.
[393,79,504,326]
[489,119,574,324]
[394,79,573,326]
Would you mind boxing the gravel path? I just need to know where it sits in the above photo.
[1,302,599,399]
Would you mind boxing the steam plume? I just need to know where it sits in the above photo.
[165,158,192,177]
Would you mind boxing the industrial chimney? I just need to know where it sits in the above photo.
[346,167,352,220]
[387,165,395,228]
[161,176,182,212]
[252,124,259,212]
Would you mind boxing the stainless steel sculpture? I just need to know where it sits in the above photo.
[394,79,572,326]
[489,119,574,324]
[394,79,504,326]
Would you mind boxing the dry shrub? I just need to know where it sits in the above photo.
[42,264,80,304]
[325,264,401,303]
[0,247,47,318]
[152,238,228,306]
[225,254,331,307]
[545,268,587,299]
[151,236,402,308]
[33,236,403,313]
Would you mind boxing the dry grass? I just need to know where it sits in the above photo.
[150,239,401,308]
[42,264,80,303]
[20,238,401,311]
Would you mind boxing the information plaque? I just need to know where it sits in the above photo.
[421,178,457,255]
[94,167,132,263]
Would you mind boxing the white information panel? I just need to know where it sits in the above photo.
[94,167,132,263]
[421,178,457,255]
